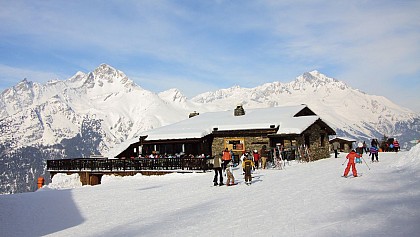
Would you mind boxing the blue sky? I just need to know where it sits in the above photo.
[1,0,419,112]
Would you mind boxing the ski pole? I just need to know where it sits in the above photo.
[360,156,370,170]
[341,156,347,165]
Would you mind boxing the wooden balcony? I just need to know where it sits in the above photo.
[47,157,212,172]
[46,157,213,185]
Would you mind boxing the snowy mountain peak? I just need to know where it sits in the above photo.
[292,71,348,92]
[68,71,87,83]
[158,88,187,103]
[14,78,36,92]
[76,64,139,95]
[298,71,338,83]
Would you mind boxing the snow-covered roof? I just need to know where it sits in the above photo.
[329,136,356,142]
[277,116,320,134]
[141,105,326,141]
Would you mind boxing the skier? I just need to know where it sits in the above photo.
[332,141,340,158]
[213,155,223,186]
[343,150,361,178]
[225,161,235,186]
[370,145,379,162]
[242,156,255,185]
[252,150,260,169]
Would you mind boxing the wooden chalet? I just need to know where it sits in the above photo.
[116,105,336,162]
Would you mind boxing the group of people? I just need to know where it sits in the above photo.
[342,137,393,178]
[136,152,211,159]
[213,146,270,186]
[212,148,238,186]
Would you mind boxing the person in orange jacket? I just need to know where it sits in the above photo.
[343,150,361,177]
[221,148,232,172]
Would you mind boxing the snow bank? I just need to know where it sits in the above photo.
[406,143,420,164]
[43,173,82,190]
[392,143,420,169]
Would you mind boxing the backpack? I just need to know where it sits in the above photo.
[244,160,252,173]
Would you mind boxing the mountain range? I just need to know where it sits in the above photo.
[1,64,419,194]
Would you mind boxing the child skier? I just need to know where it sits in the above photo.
[226,161,235,186]
[343,150,361,178]
[242,155,255,185]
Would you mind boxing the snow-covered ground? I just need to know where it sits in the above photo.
[1,145,420,237]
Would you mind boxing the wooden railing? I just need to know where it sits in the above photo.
[47,157,212,172]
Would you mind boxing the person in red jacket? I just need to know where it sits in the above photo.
[252,150,260,169]
[343,150,361,177]
[393,139,400,152]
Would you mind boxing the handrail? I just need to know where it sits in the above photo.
[47,157,212,172]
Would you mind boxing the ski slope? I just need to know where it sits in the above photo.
[1,145,419,237]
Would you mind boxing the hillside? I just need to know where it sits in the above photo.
[1,145,419,236]
[0,64,419,194]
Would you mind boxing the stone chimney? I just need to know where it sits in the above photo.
[234,104,245,116]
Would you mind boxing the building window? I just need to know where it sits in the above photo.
[321,134,325,147]
[224,138,245,152]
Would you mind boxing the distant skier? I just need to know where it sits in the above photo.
[370,146,379,162]
[343,150,361,178]
[393,139,400,152]
[389,142,394,152]
[242,156,255,185]
[332,141,340,158]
